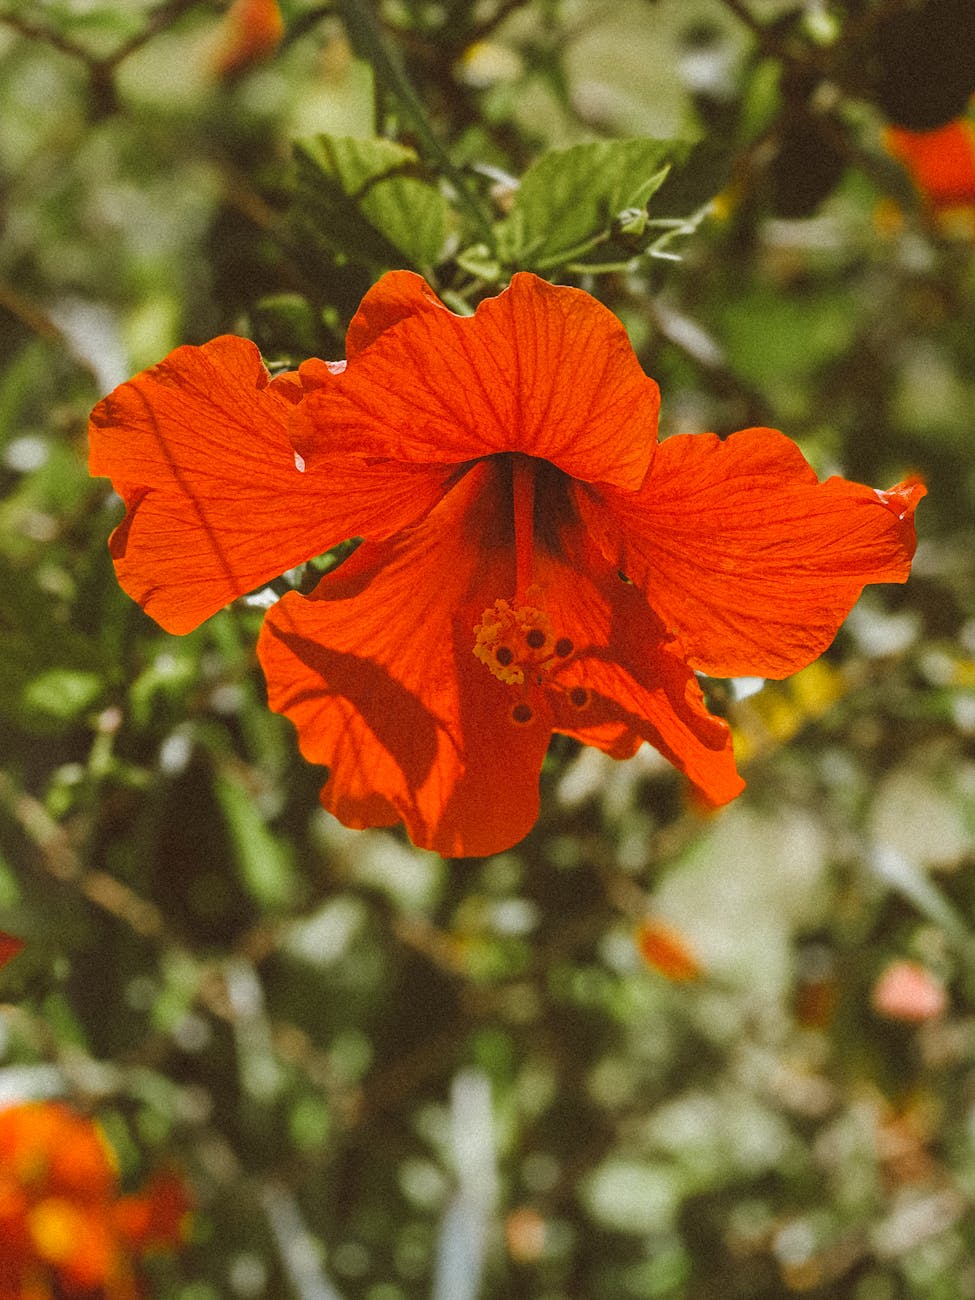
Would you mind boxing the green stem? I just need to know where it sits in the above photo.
[336,0,497,249]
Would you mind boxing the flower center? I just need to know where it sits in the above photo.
[474,456,589,726]
[472,592,586,726]
[473,596,557,686]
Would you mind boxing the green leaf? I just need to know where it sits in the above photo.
[0,556,106,734]
[495,138,687,270]
[870,844,972,950]
[454,242,503,283]
[22,669,103,724]
[292,135,452,271]
[582,1159,681,1235]
[213,765,298,911]
[719,286,859,421]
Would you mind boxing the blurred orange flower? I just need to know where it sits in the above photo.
[0,932,23,970]
[505,1205,548,1262]
[884,116,975,219]
[636,918,702,981]
[89,272,924,856]
[210,0,284,80]
[0,1102,190,1300]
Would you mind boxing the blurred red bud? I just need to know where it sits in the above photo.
[0,931,23,970]
[636,918,702,982]
[871,959,948,1022]
[210,0,285,80]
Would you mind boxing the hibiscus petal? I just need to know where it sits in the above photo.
[345,269,452,358]
[533,521,744,807]
[258,463,552,857]
[578,428,925,679]
[89,335,452,633]
[293,273,660,490]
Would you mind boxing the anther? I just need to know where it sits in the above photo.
[511,702,534,725]
[554,637,574,658]
[568,686,590,709]
[473,597,554,687]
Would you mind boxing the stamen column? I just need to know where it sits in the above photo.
[511,454,536,602]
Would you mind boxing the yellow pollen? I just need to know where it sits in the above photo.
[473,594,590,724]
[473,597,555,686]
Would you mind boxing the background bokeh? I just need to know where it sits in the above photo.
[1,1,975,1296]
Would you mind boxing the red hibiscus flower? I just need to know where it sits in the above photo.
[0,1101,190,1299]
[88,273,924,857]
[884,116,975,216]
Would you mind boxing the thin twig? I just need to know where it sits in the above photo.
[717,0,769,41]
[0,282,69,347]
[0,772,166,938]
[465,0,534,46]
[717,0,816,67]
[99,0,203,70]
[0,9,91,62]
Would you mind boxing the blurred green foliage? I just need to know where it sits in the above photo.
[1,1,975,1297]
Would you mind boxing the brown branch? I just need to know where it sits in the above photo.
[0,282,109,386]
[0,771,167,938]
[99,0,205,71]
[0,282,68,346]
[1,0,207,122]
[0,0,202,70]
[465,0,534,46]
[716,0,769,42]
[0,9,92,63]
[716,0,827,73]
